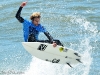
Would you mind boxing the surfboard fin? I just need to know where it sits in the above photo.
[66,63,73,68]
[74,53,81,57]
[76,59,82,63]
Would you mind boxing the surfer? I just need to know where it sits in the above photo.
[15,1,63,47]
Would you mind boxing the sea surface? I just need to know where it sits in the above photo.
[0,0,100,75]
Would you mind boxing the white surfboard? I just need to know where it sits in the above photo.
[22,42,82,67]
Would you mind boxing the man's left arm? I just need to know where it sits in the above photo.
[44,31,54,43]
[38,25,57,47]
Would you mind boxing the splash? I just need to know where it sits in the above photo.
[69,15,98,75]
[22,57,70,75]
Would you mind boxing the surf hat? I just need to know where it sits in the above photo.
[30,12,41,20]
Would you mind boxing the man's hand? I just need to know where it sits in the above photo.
[20,2,27,7]
[53,41,57,47]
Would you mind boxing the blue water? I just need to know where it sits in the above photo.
[0,0,100,75]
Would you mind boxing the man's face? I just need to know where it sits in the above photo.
[33,17,40,26]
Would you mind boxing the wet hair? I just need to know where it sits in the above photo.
[30,12,41,20]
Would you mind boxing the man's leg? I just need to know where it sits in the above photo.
[37,39,63,46]
[37,40,50,43]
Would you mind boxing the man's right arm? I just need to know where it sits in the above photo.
[15,6,24,23]
[15,2,27,23]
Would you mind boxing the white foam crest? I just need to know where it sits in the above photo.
[73,15,98,34]
[69,15,90,32]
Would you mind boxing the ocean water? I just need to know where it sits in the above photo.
[0,0,100,75]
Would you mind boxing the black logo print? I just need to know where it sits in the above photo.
[38,44,47,51]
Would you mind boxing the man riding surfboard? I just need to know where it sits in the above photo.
[15,1,63,47]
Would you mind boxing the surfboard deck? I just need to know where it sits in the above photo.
[22,42,82,67]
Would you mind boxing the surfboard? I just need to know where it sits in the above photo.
[22,42,82,67]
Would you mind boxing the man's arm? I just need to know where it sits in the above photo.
[44,32,54,43]
[44,31,63,46]
[15,7,24,23]
[15,2,27,23]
